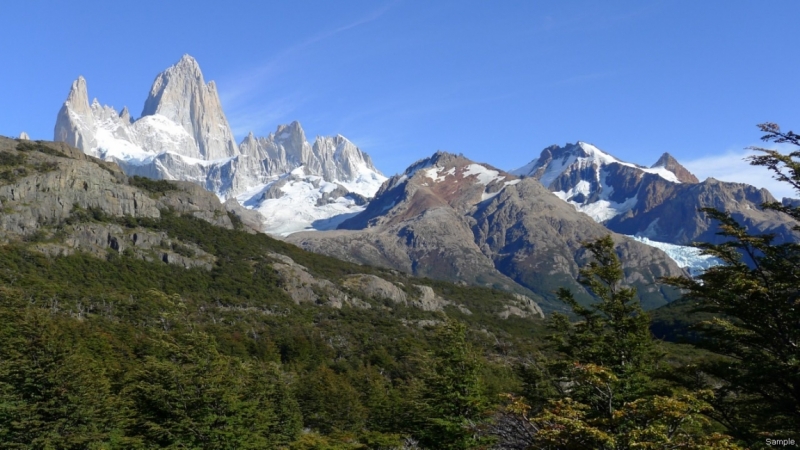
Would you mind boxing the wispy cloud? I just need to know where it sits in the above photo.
[683,144,798,200]
[218,1,397,130]
[534,2,662,33]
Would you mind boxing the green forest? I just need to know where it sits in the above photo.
[0,125,798,449]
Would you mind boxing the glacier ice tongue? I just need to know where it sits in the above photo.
[630,235,723,277]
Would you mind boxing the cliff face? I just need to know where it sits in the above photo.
[141,55,238,160]
[0,136,252,267]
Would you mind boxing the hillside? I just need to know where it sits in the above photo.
[0,136,555,446]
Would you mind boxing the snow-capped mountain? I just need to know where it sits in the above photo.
[54,55,385,234]
[511,142,689,222]
[512,142,798,247]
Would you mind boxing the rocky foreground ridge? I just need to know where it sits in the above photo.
[0,136,542,320]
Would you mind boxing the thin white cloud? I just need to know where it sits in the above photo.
[218,2,396,114]
[683,145,799,200]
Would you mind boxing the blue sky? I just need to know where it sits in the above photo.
[2,0,799,197]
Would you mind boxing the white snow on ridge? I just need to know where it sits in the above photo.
[423,166,455,183]
[539,154,578,187]
[554,168,638,222]
[509,157,538,177]
[464,163,505,185]
[630,235,723,277]
[640,166,680,183]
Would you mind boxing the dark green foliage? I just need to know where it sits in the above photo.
[662,123,800,442]
[129,175,179,195]
[415,321,491,449]
[0,148,59,184]
[65,203,111,224]
[125,331,300,448]
[0,151,26,166]
[0,303,135,448]
[227,210,244,230]
[15,141,67,158]
[296,365,367,434]
[547,236,664,413]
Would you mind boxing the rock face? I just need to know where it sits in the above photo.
[289,151,687,311]
[54,76,96,151]
[0,136,262,269]
[512,142,798,245]
[53,55,385,233]
[141,55,238,160]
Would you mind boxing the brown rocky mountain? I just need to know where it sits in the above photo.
[651,152,699,183]
[288,151,687,312]
[512,142,798,245]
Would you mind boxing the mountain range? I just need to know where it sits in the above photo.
[54,55,385,235]
[49,55,798,312]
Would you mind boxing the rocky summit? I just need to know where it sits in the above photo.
[53,55,385,233]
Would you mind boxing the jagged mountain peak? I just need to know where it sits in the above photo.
[140,55,237,160]
[272,121,307,145]
[119,106,132,123]
[170,54,203,80]
[651,152,699,183]
[53,55,386,235]
[65,76,91,113]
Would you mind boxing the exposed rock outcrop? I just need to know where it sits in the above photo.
[0,136,258,266]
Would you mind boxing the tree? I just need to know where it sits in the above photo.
[492,237,740,449]
[663,123,800,442]
[125,331,300,448]
[0,298,135,448]
[548,236,664,412]
[415,320,490,450]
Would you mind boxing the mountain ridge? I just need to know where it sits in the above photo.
[512,141,798,245]
[53,55,386,234]
[289,150,687,312]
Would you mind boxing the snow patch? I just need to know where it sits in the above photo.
[464,164,504,185]
[422,166,455,183]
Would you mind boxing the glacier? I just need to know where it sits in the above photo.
[630,235,723,277]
